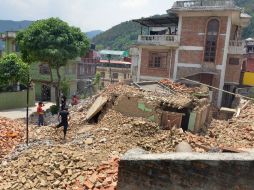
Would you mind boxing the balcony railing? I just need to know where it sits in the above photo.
[228,40,245,55]
[172,0,235,9]
[137,35,179,46]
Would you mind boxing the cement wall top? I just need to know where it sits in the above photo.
[171,0,240,11]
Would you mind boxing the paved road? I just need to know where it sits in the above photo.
[0,102,54,119]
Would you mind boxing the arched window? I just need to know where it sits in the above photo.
[204,19,219,62]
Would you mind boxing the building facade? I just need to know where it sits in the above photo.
[97,59,132,86]
[131,0,251,107]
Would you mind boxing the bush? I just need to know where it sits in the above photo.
[50,105,59,115]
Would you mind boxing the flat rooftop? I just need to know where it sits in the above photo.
[171,0,241,11]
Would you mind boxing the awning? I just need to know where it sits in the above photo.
[133,13,179,27]
[99,50,128,57]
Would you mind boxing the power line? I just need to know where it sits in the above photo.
[181,78,254,101]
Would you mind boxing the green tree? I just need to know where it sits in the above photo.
[16,17,89,108]
[0,53,29,88]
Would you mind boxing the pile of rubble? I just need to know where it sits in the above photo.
[0,145,95,190]
[0,117,24,159]
[160,79,196,94]
[2,83,254,190]
[209,103,254,150]
[73,157,119,190]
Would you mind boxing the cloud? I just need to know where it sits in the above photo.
[120,0,149,8]
[0,0,175,31]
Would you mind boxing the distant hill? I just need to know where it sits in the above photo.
[93,1,254,51]
[0,20,33,33]
[235,0,254,38]
[85,30,103,39]
[92,21,144,51]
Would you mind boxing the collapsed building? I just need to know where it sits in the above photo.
[86,80,210,133]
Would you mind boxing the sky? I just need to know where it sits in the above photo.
[0,0,175,32]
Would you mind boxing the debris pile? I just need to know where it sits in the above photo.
[209,104,254,150]
[73,157,119,190]
[2,83,254,190]
[0,117,24,159]
[160,79,196,94]
[0,146,94,190]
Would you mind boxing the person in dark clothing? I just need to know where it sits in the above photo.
[56,108,70,140]
[61,95,67,110]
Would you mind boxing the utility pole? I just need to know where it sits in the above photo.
[26,73,30,146]
[107,54,113,83]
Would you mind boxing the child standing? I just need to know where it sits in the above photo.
[37,102,44,127]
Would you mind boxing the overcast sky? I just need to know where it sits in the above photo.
[0,0,176,32]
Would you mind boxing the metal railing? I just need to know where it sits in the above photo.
[228,40,245,54]
[172,0,235,8]
[138,35,179,45]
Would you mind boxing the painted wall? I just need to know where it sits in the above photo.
[243,72,254,86]
[0,89,35,110]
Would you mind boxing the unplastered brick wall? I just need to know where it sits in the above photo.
[179,50,203,64]
[179,16,227,65]
[225,55,242,83]
[140,49,175,78]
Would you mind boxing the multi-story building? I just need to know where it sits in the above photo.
[0,31,86,101]
[76,48,99,94]
[97,59,132,86]
[131,0,251,107]
[97,50,132,86]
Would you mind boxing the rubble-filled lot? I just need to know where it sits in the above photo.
[0,117,24,159]
[1,83,254,189]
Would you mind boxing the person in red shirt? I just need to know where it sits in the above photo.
[37,102,44,127]
[71,95,79,106]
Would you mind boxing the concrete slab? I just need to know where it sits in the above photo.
[0,102,54,119]
[85,96,108,121]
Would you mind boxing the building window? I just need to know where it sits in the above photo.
[100,72,105,78]
[229,58,239,65]
[204,19,219,63]
[39,64,50,75]
[124,74,127,79]
[112,73,118,79]
[149,53,167,68]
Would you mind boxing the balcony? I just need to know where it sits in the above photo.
[228,40,245,55]
[137,35,179,47]
[171,0,237,10]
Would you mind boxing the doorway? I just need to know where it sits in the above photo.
[41,85,51,101]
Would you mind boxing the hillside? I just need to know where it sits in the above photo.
[86,30,103,39]
[93,1,254,51]
[235,0,254,38]
[0,20,33,33]
[92,21,145,51]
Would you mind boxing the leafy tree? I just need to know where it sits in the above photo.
[16,17,89,108]
[0,53,29,88]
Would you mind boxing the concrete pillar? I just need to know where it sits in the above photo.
[217,16,232,107]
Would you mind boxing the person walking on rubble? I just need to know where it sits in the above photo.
[55,107,70,140]
[37,102,44,127]
[61,94,67,110]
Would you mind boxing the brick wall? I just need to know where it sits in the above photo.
[179,50,203,64]
[179,16,228,65]
[224,55,242,83]
[140,49,175,78]
[118,152,254,190]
